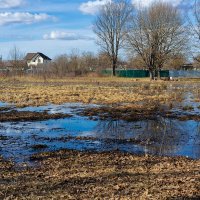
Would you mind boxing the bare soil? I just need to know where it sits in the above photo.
[0,150,199,199]
[80,105,200,121]
[0,110,71,122]
[0,77,200,199]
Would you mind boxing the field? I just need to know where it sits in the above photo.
[1,150,200,199]
[0,76,199,107]
[0,76,200,199]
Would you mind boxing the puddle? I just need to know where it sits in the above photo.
[16,103,100,115]
[0,103,199,163]
[0,102,8,107]
[171,92,200,116]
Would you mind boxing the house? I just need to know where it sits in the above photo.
[24,52,51,67]
[180,63,194,70]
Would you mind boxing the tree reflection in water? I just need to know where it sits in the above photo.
[194,122,200,158]
[94,117,200,158]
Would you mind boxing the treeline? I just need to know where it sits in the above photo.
[0,49,199,78]
[0,0,200,79]
[43,51,112,77]
[93,0,200,79]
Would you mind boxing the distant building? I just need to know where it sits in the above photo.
[24,52,51,67]
[180,63,194,70]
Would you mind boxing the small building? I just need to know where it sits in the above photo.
[180,63,194,70]
[24,52,51,67]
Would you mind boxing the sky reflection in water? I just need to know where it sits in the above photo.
[0,103,199,162]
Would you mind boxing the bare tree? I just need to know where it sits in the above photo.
[81,52,98,72]
[127,54,146,69]
[53,54,69,77]
[163,53,187,70]
[93,0,134,76]
[193,0,200,63]
[193,54,200,69]
[97,52,112,70]
[126,1,187,79]
[9,45,26,73]
[193,0,200,41]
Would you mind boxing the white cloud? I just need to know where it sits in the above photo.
[43,31,94,40]
[0,0,24,8]
[0,12,53,25]
[132,0,182,8]
[79,0,182,15]
[79,0,111,15]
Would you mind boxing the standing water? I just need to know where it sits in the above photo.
[0,103,199,162]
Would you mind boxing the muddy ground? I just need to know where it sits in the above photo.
[80,105,200,121]
[0,103,199,124]
[0,110,71,122]
[0,77,200,199]
[0,150,199,199]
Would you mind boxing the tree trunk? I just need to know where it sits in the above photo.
[149,69,155,80]
[149,70,153,80]
[157,69,161,80]
[112,60,117,76]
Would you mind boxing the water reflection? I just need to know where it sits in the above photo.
[0,112,199,162]
[194,122,200,158]
[94,117,200,158]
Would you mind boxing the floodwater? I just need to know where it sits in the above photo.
[0,103,199,163]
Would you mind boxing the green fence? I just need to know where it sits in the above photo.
[102,69,169,78]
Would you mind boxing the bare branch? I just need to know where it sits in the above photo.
[125,1,187,79]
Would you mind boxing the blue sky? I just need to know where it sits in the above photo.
[0,0,195,60]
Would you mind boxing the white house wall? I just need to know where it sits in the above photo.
[27,55,50,67]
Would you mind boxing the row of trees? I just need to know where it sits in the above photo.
[1,1,199,78]
[49,51,111,77]
[0,49,111,77]
[0,47,197,77]
[93,0,200,79]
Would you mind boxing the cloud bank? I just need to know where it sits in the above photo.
[0,12,53,25]
[79,0,111,15]
[0,0,24,8]
[43,31,94,41]
[79,0,183,15]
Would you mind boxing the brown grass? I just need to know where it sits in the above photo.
[0,150,199,199]
[0,76,199,107]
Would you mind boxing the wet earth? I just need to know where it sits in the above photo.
[0,101,200,163]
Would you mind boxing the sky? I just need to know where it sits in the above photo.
[0,0,195,60]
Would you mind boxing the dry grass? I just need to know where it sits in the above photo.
[0,150,199,199]
[0,76,199,107]
[0,77,200,199]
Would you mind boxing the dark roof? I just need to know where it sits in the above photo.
[37,52,52,60]
[24,52,51,61]
[24,53,36,60]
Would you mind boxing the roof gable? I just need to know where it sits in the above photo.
[24,52,51,61]
[37,52,51,60]
[24,53,36,61]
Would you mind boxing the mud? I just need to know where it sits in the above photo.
[30,144,49,150]
[79,105,200,122]
[0,110,72,122]
[0,150,199,199]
